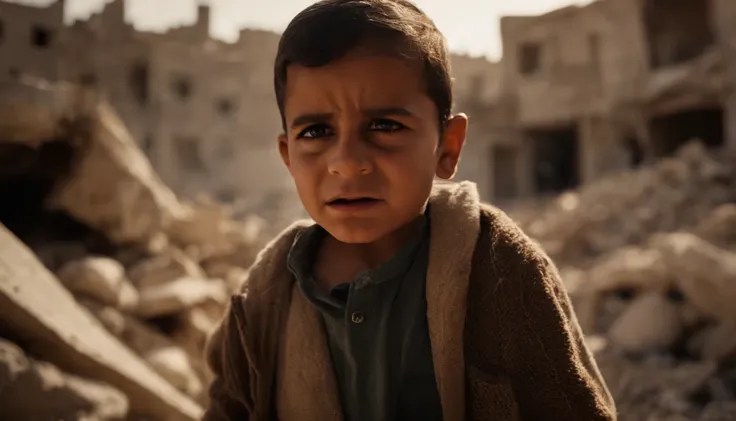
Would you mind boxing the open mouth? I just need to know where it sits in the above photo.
[328,197,381,205]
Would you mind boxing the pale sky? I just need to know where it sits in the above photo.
[11,0,592,59]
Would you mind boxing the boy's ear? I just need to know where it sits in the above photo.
[435,113,468,180]
[277,133,291,168]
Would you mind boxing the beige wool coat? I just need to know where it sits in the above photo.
[203,181,617,421]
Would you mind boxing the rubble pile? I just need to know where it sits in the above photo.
[522,141,736,267]
[520,141,736,420]
[0,80,268,421]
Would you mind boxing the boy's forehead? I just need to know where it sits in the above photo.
[283,52,427,109]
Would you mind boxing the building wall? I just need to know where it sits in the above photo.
[146,38,288,200]
[0,0,292,213]
[62,16,153,145]
[624,0,736,152]
[0,0,64,82]
[487,0,736,203]
[499,3,620,128]
[449,54,503,200]
[450,54,501,105]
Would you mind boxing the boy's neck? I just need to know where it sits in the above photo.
[314,214,426,290]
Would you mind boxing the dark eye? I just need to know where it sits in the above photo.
[368,119,405,132]
[297,124,333,139]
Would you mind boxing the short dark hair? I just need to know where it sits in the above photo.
[273,0,453,131]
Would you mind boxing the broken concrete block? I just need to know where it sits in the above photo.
[0,223,202,421]
[57,256,139,310]
[0,338,129,421]
[695,204,736,249]
[587,247,672,294]
[607,292,684,355]
[653,232,736,322]
[146,346,203,399]
[166,201,239,260]
[136,277,228,319]
[127,249,206,289]
[574,246,676,335]
[166,200,266,262]
[200,261,250,294]
[44,99,185,246]
[172,307,219,360]
[82,300,204,399]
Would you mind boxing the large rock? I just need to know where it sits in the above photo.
[137,277,228,318]
[0,338,129,421]
[0,223,202,421]
[200,262,249,294]
[173,308,218,357]
[46,101,184,246]
[127,249,206,289]
[146,347,203,400]
[0,80,185,247]
[607,292,684,355]
[653,232,736,322]
[573,247,673,333]
[167,199,265,262]
[82,300,203,398]
[57,256,139,310]
[695,204,736,250]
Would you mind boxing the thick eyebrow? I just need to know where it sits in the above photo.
[290,113,332,130]
[289,107,415,129]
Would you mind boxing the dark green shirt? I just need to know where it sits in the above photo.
[286,216,443,421]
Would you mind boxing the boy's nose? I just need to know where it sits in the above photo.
[327,134,373,177]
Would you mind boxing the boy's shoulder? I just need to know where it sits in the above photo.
[476,202,551,267]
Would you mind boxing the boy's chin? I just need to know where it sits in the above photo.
[323,223,389,245]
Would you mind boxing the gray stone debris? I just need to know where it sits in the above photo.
[0,338,129,421]
[0,81,266,420]
[519,141,736,420]
[57,256,140,311]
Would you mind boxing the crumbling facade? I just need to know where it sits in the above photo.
[478,0,736,203]
[0,0,290,213]
[0,0,64,82]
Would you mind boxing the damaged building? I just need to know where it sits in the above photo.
[0,0,293,218]
[473,0,736,203]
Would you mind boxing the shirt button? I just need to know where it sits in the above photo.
[355,276,369,289]
[351,311,365,324]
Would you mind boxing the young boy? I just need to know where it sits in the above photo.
[204,0,616,420]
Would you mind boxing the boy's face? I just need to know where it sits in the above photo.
[278,48,467,244]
